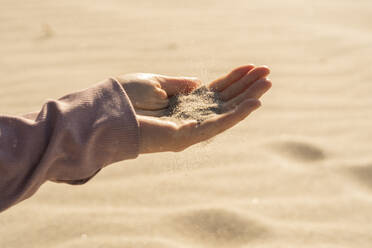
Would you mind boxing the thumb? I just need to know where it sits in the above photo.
[158,76,201,96]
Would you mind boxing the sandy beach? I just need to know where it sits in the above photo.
[1,0,372,247]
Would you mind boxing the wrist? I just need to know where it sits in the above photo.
[137,115,178,154]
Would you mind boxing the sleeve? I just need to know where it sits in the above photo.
[0,78,139,212]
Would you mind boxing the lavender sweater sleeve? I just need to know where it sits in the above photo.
[0,78,139,212]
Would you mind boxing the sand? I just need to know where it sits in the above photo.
[165,86,222,122]
[1,0,372,247]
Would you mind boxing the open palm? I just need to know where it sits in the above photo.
[130,65,272,153]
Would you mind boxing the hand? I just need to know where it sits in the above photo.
[115,73,201,116]
[137,65,272,154]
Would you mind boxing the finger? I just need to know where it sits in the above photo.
[222,78,272,111]
[131,87,169,110]
[219,66,270,101]
[157,76,201,96]
[208,65,255,92]
[136,108,168,117]
[155,87,168,99]
[179,99,261,146]
[150,87,169,109]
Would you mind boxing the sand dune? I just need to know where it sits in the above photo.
[1,0,372,247]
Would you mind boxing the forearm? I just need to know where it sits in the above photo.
[0,78,139,212]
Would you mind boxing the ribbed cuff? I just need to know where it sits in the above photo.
[100,78,140,164]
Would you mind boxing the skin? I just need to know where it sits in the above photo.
[115,65,271,154]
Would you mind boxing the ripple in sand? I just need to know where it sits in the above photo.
[57,236,180,248]
[166,208,268,246]
[346,164,372,190]
[269,139,326,162]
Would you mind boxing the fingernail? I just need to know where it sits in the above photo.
[251,100,261,108]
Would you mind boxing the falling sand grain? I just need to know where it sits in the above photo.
[165,86,222,123]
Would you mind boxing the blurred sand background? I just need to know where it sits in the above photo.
[1,0,372,247]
